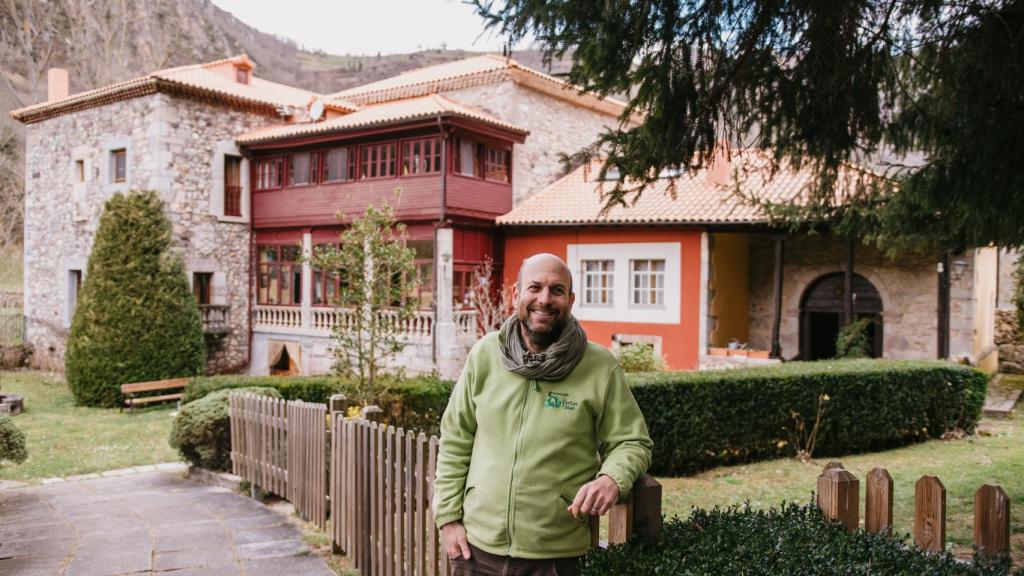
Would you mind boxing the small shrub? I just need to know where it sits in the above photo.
[380,375,455,436]
[617,343,664,372]
[169,386,280,470]
[66,191,204,407]
[579,502,1017,576]
[0,344,33,369]
[835,318,873,359]
[0,414,28,465]
[629,360,987,475]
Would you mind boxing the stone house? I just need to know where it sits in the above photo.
[499,153,1015,371]
[11,54,628,378]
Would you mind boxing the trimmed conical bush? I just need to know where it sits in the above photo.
[66,191,204,407]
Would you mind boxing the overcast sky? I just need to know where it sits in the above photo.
[211,0,518,55]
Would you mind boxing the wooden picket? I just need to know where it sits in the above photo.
[229,393,327,529]
[288,400,327,530]
[816,462,1011,558]
[330,417,451,576]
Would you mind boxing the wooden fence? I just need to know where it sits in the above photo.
[228,393,328,530]
[230,394,663,575]
[815,461,1011,557]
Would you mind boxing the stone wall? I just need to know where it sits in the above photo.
[997,248,1020,309]
[443,82,621,204]
[746,234,971,360]
[995,309,1024,374]
[22,93,276,372]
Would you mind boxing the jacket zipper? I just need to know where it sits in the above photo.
[506,378,535,556]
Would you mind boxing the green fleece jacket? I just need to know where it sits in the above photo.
[433,330,654,559]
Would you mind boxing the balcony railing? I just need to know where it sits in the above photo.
[256,305,480,343]
[199,304,231,335]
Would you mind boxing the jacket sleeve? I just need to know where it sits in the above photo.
[432,353,478,528]
[596,365,654,500]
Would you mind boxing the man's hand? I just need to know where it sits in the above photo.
[567,475,620,519]
[441,521,471,560]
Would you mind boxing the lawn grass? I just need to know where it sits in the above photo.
[0,370,181,482]
[657,412,1024,563]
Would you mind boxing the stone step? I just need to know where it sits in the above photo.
[983,388,1021,418]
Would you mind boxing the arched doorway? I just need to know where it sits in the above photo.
[799,272,883,360]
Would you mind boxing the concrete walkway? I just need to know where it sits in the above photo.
[0,470,334,576]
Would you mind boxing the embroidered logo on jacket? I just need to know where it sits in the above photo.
[544,391,577,412]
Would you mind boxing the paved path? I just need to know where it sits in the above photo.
[0,470,334,576]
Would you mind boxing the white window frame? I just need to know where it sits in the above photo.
[630,259,666,307]
[63,260,87,328]
[581,259,615,306]
[69,146,91,222]
[567,242,681,325]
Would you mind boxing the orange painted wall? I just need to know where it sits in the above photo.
[503,228,704,370]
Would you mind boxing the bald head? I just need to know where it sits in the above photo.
[517,253,573,294]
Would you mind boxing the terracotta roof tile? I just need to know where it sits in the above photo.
[497,152,864,226]
[235,94,529,144]
[329,54,630,118]
[11,55,355,124]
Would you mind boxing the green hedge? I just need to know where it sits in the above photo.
[178,361,985,477]
[183,375,340,405]
[630,360,987,475]
[579,502,1018,575]
[170,386,281,470]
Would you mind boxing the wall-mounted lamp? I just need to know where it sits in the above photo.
[950,259,969,281]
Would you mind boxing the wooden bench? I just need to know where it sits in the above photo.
[120,378,189,411]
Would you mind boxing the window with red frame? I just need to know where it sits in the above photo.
[359,142,396,179]
[257,244,302,305]
[401,138,442,175]
[408,239,435,308]
[453,267,478,309]
[287,152,317,187]
[311,243,348,306]
[255,158,283,190]
[321,148,356,183]
[484,147,511,183]
[224,155,243,216]
[453,138,480,178]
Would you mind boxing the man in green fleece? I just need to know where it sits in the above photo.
[434,253,654,575]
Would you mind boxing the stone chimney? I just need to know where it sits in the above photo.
[705,147,732,187]
[47,68,69,101]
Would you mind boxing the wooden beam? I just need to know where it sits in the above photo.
[770,236,785,358]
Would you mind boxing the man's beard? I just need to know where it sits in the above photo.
[519,307,567,351]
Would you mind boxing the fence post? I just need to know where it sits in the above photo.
[816,462,859,531]
[362,405,384,423]
[330,393,348,416]
[865,468,893,535]
[914,475,946,553]
[632,474,662,538]
[604,474,662,547]
[974,484,1010,557]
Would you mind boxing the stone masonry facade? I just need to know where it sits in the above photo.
[22,93,277,372]
[746,234,975,361]
[444,82,621,205]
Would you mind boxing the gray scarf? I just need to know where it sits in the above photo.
[498,315,588,381]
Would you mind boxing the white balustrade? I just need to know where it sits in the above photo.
[253,305,302,330]
[453,309,480,337]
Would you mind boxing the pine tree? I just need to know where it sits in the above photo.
[65,191,204,407]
